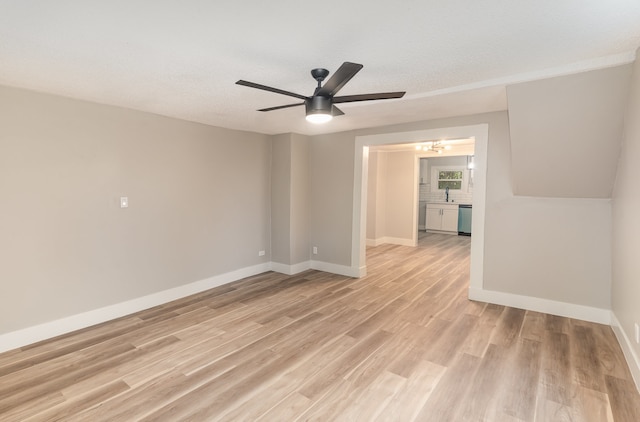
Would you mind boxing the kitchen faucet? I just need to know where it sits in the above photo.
[445,186,449,202]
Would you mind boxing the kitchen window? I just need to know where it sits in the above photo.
[437,169,463,190]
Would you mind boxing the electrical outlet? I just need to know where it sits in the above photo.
[635,323,639,344]
[312,246,318,255]
[120,197,128,208]
[258,250,265,257]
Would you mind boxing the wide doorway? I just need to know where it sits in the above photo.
[351,124,488,293]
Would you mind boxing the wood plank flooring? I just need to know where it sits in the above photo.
[1,232,639,421]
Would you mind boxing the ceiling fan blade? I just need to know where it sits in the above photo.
[236,80,308,101]
[258,102,305,112]
[333,91,406,104]
[332,105,345,116]
[317,62,363,97]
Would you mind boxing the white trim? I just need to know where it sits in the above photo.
[270,261,312,275]
[0,263,270,353]
[310,260,360,278]
[411,154,420,248]
[353,124,488,291]
[469,131,487,291]
[468,287,611,325]
[352,145,370,275]
[366,238,382,247]
[425,229,459,236]
[386,236,417,246]
[366,237,415,247]
[611,313,640,392]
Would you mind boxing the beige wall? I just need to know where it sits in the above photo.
[480,112,612,309]
[270,134,291,264]
[270,133,310,267]
[0,85,271,334]
[309,132,355,266]
[2,63,629,341]
[507,64,632,199]
[612,51,640,364]
[289,133,310,265]
[366,151,415,243]
[384,151,415,241]
[309,110,612,309]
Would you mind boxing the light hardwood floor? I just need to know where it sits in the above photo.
[1,233,639,421]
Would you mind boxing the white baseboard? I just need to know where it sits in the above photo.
[0,259,364,353]
[366,237,415,247]
[366,238,380,246]
[271,259,363,278]
[384,237,416,246]
[425,229,459,236]
[270,261,312,275]
[310,260,360,278]
[468,287,611,325]
[0,262,271,353]
[611,313,640,392]
[272,259,363,278]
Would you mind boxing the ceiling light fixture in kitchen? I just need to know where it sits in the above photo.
[421,141,451,154]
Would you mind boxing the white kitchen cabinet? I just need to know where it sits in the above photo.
[441,207,459,232]
[426,203,459,233]
[425,207,441,230]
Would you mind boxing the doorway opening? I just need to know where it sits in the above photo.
[351,124,488,293]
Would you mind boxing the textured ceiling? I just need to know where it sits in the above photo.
[1,1,639,135]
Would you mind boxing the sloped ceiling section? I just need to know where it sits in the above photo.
[507,64,633,198]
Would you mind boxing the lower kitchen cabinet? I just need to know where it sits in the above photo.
[426,203,459,233]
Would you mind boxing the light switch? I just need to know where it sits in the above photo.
[120,197,128,208]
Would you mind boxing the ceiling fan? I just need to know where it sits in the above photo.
[236,62,406,124]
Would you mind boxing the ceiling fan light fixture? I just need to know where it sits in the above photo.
[305,111,333,124]
[305,96,333,124]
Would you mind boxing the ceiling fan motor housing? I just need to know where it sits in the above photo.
[305,95,332,114]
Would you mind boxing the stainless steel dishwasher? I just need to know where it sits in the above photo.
[458,204,472,236]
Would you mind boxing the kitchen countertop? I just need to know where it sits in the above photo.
[426,201,472,206]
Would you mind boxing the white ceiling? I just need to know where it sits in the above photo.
[1,1,639,136]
